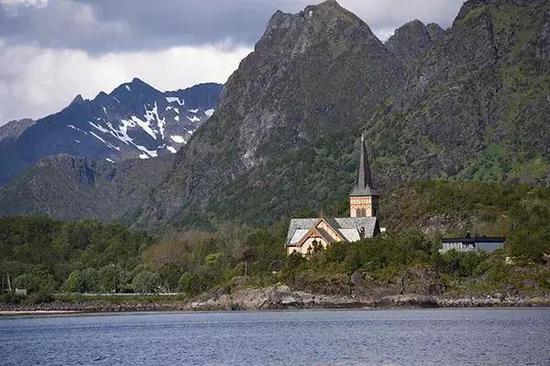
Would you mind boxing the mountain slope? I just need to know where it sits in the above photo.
[0,118,35,143]
[137,0,405,228]
[367,0,550,186]
[0,154,175,221]
[0,80,221,185]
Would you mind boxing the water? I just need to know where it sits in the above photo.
[0,308,549,365]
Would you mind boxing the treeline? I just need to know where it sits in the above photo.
[0,216,288,301]
[1,180,549,303]
[0,217,151,300]
[283,233,549,297]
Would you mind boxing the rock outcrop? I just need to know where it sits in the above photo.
[3,287,548,314]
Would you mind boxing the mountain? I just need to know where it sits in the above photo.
[0,118,35,143]
[0,154,175,221]
[135,0,549,230]
[137,0,405,228]
[0,80,222,185]
[1,0,548,228]
[385,20,444,66]
[367,0,550,185]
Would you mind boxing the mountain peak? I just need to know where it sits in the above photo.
[69,94,85,106]
[0,118,35,143]
[264,0,375,50]
[312,0,341,9]
[386,20,439,64]
[305,0,366,27]
[454,0,545,25]
[110,78,161,99]
[129,77,148,87]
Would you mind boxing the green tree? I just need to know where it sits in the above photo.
[508,202,550,262]
[13,269,56,294]
[62,270,83,293]
[178,271,210,296]
[98,264,120,293]
[158,263,182,292]
[132,270,160,293]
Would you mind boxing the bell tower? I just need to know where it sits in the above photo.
[350,134,379,218]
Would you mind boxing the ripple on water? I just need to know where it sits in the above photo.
[0,308,549,366]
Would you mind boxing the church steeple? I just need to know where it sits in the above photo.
[351,134,377,196]
[349,134,379,217]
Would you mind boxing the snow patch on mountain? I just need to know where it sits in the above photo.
[170,135,185,144]
[166,96,184,106]
[67,124,88,135]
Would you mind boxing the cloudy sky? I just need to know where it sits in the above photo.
[0,0,464,125]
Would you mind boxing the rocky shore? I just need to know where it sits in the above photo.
[1,285,549,315]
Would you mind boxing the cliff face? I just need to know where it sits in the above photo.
[368,0,550,185]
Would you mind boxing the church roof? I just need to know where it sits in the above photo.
[286,217,378,246]
[350,134,378,196]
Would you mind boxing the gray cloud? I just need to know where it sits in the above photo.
[1,0,464,53]
[0,44,250,124]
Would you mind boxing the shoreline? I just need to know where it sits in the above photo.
[2,286,549,315]
[2,305,550,318]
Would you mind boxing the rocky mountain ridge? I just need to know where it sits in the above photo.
[136,0,549,230]
[0,80,221,185]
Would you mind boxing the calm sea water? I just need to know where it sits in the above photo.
[0,308,549,366]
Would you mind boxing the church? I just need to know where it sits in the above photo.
[286,135,380,255]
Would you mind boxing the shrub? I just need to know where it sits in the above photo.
[13,270,56,294]
[24,290,54,305]
[62,270,83,293]
[293,271,351,296]
[178,270,212,296]
[132,271,160,293]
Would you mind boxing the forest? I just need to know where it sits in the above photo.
[1,180,549,304]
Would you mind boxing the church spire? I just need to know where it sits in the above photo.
[350,134,377,197]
